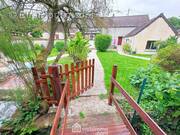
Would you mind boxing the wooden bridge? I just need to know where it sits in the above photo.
[32,59,166,135]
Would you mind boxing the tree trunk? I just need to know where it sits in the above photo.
[52,26,68,65]
[35,11,58,69]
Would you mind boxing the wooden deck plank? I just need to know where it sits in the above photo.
[58,113,131,135]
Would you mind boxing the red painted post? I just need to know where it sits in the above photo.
[48,65,62,104]
[76,62,80,96]
[108,65,117,105]
[81,61,84,93]
[92,59,95,86]
[71,63,76,97]
[31,67,42,96]
[85,60,88,91]
[88,59,91,88]
[40,67,51,100]
[59,65,63,80]
[64,64,70,97]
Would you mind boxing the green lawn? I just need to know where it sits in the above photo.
[132,54,153,58]
[49,48,59,57]
[97,51,149,98]
[48,56,73,65]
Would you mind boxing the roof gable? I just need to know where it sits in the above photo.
[125,13,178,37]
[101,15,149,28]
[177,29,180,35]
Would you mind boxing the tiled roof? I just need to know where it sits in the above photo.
[177,29,180,35]
[125,13,178,37]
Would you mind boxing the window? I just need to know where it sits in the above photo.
[146,41,157,50]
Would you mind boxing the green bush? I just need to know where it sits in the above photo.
[67,32,89,62]
[31,29,42,38]
[123,43,132,54]
[54,41,65,51]
[152,45,180,72]
[130,65,180,134]
[3,98,40,135]
[0,34,34,62]
[34,44,42,51]
[155,36,177,50]
[95,34,112,51]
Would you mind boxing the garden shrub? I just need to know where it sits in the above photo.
[152,45,180,72]
[155,36,177,50]
[54,40,65,51]
[67,32,89,62]
[2,97,41,135]
[34,43,42,51]
[95,34,112,51]
[49,48,58,57]
[130,65,180,134]
[0,34,34,62]
[31,29,42,38]
[122,43,132,54]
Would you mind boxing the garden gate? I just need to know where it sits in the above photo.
[31,59,95,106]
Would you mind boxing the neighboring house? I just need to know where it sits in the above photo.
[102,13,177,53]
[177,29,180,43]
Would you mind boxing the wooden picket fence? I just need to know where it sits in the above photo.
[31,59,95,106]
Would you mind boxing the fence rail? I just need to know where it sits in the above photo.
[31,59,95,105]
[108,65,167,135]
[50,79,70,135]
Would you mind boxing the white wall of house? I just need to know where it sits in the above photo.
[178,36,180,43]
[33,32,65,47]
[124,17,176,53]
[102,27,135,45]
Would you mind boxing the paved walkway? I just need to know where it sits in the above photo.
[69,49,116,117]
[82,50,106,96]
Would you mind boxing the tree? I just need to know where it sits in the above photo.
[2,0,111,68]
[168,17,180,29]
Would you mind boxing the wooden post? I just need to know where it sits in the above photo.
[59,65,63,80]
[71,63,76,97]
[85,60,88,91]
[41,68,51,100]
[48,65,62,103]
[92,59,95,86]
[108,65,118,105]
[81,61,84,93]
[64,64,70,97]
[76,62,80,96]
[88,59,91,88]
[31,67,42,96]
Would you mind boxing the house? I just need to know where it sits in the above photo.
[177,29,180,43]
[101,13,177,53]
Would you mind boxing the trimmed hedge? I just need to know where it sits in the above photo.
[95,34,112,51]
[54,41,65,51]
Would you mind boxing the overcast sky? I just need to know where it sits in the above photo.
[111,0,180,18]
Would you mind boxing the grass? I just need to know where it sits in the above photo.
[49,48,59,57]
[97,51,149,98]
[48,56,73,65]
[132,54,153,58]
[79,112,85,119]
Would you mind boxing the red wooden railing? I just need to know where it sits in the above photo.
[31,59,95,105]
[50,79,70,135]
[108,65,167,135]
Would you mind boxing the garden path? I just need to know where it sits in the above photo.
[68,49,116,116]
